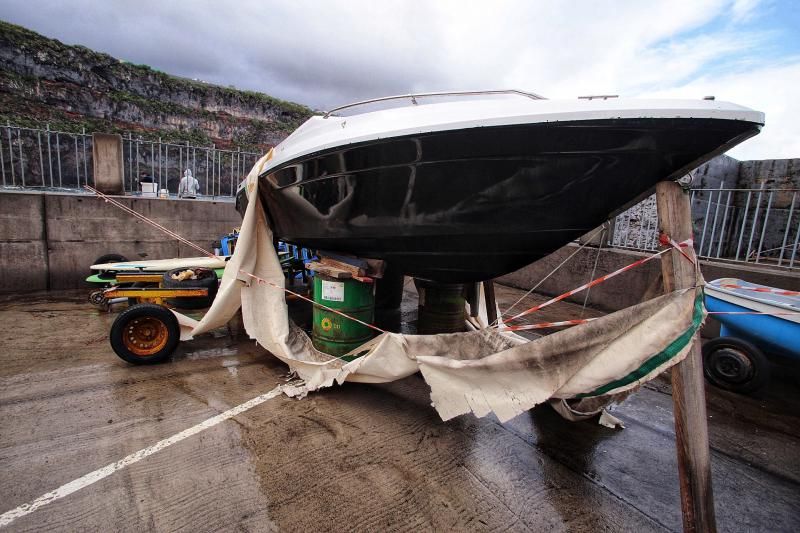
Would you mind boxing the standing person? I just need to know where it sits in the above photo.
[178,168,200,199]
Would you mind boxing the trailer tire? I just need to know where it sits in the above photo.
[702,336,770,394]
[93,254,128,268]
[162,267,218,309]
[110,304,180,364]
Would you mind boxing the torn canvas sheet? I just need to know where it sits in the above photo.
[183,154,704,423]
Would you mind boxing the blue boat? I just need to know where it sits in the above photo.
[703,278,800,394]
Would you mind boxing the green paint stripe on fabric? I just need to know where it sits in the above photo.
[578,290,704,398]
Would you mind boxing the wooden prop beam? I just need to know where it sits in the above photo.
[656,180,717,533]
[483,280,498,325]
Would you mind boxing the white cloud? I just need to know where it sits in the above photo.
[731,0,765,22]
[643,60,800,160]
[0,0,796,159]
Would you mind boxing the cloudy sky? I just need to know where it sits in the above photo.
[2,0,798,160]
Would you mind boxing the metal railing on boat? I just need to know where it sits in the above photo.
[323,89,547,118]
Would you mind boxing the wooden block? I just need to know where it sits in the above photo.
[317,251,386,278]
[305,262,352,279]
[318,251,370,269]
[319,257,365,277]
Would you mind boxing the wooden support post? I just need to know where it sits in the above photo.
[656,181,716,533]
[467,283,480,318]
[483,280,498,325]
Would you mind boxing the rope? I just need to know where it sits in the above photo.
[238,270,386,334]
[500,236,693,325]
[495,224,607,325]
[84,185,217,260]
[707,311,799,316]
[83,185,386,335]
[580,226,606,318]
[503,247,669,323]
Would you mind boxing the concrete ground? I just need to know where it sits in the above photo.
[1,285,799,532]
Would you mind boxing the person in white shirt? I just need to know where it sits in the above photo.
[178,168,200,199]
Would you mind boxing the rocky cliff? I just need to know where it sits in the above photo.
[0,20,313,150]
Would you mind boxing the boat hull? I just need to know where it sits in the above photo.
[247,117,760,282]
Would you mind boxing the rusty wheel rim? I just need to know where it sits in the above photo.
[122,316,169,357]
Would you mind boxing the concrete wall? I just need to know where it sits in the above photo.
[0,191,241,291]
[738,158,800,190]
[0,193,49,290]
[92,133,124,194]
[693,154,741,190]
[498,243,800,313]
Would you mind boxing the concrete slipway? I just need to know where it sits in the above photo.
[0,284,798,532]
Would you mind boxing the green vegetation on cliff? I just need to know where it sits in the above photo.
[0,20,314,151]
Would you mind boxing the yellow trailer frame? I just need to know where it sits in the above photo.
[102,272,209,306]
[104,286,208,306]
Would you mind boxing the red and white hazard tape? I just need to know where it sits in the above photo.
[717,284,800,297]
[498,317,600,332]
[503,237,693,323]
[658,233,695,263]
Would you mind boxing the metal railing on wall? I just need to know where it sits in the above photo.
[0,123,261,198]
[0,123,93,190]
[120,133,261,198]
[610,186,799,270]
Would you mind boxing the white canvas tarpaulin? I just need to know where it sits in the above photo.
[181,154,705,423]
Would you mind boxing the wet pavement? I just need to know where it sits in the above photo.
[1,287,799,532]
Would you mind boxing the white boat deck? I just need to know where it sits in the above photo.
[706,278,800,323]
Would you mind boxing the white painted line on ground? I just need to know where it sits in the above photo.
[0,386,285,529]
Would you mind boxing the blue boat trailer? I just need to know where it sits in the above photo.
[703,278,800,394]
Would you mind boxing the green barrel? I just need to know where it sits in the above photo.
[312,274,376,359]
[415,279,466,334]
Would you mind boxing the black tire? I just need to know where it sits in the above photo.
[93,253,128,267]
[110,303,180,364]
[162,267,218,309]
[702,336,770,394]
